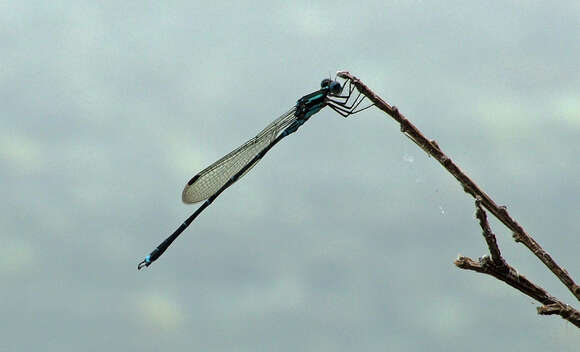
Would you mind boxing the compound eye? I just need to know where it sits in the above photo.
[320,78,332,88]
[328,81,342,95]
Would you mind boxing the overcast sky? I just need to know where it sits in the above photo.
[2,1,579,351]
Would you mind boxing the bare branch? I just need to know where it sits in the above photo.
[460,200,580,326]
[334,71,580,328]
[336,71,580,302]
[538,303,580,324]
[455,256,580,327]
[474,197,505,267]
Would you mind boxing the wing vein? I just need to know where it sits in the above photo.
[182,107,297,203]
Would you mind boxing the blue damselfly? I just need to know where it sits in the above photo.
[138,77,371,269]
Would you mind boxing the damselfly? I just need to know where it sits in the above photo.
[138,77,371,269]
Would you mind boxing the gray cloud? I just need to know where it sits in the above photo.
[1,1,579,351]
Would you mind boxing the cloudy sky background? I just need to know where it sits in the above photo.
[2,1,579,351]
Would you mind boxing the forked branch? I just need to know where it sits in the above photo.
[335,71,579,326]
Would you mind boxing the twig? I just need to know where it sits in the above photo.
[455,198,580,326]
[474,197,505,267]
[538,304,580,324]
[454,256,580,327]
[336,71,580,302]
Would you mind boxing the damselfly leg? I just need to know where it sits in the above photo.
[326,78,374,117]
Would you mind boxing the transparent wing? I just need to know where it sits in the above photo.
[182,107,298,204]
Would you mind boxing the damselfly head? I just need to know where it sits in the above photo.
[328,81,342,95]
[321,78,342,95]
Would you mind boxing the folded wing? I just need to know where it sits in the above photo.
[182,108,297,204]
